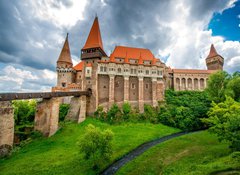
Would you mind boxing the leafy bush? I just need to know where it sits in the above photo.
[122,102,131,120]
[12,100,37,126]
[106,104,122,124]
[79,124,114,170]
[143,104,158,123]
[203,97,240,151]
[59,104,70,121]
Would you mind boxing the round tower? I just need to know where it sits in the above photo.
[56,33,75,88]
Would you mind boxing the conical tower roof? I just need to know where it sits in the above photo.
[82,17,104,50]
[206,44,219,59]
[57,33,72,65]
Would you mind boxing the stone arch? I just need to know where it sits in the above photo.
[187,78,192,90]
[114,76,124,102]
[176,78,180,91]
[194,78,198,90]
[98,75,109,104]
[200,78,204,90]
[182,78,186,90]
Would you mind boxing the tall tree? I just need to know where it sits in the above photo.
[206,71,230,103]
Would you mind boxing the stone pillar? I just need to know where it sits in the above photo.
[109,75,115,108]
[152,78,157,107]
[124,76,129,102]
[179,78,182,91]
[0,101,14,157]
[78,96,86,123]
[198,79,201,90]
[138,77,144,113]
[34,98,60,137]
[157,80,164,101]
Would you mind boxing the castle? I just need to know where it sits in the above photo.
[52,17,224,114]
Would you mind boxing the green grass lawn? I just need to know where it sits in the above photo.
[0,118,179,175]
[117,131,240,175]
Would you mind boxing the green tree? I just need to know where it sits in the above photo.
[59,104,70,121]
[206,71,230,103]
[203,97,240,151]
[12,100,37,126]
[79,124,114,170]
[225,72,240,102]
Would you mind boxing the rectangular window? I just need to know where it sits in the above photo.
[131,83,135,89]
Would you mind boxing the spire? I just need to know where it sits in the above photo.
[57,33,73,65]
[206,44,219,59]
[82,16,104,50]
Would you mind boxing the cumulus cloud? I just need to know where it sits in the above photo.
[0,65,56,92]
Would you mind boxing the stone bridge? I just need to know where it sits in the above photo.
[0,90,91,157]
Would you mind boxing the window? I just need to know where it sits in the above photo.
[145,84,149,89]
[131,83,135,89]
[104,67,107,72]
[146,70,149,75]
[131,69,133,74]
[62,83,66,87]
[118,68,121,73]
[87,70,90,74]
[100,66,103,72]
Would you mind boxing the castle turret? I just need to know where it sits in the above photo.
[81,16,107,61]
[56,34,75,88]
[205,44,224,70]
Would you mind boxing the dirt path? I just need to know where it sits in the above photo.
[101,131,196,175]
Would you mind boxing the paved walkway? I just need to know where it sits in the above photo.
[101,131,195,175]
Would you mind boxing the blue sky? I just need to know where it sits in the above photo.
[0,0,239,92]
[209,0,240,41]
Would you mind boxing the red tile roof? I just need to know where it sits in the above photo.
[206,44,219,59]
[173,69,218,74]
[73,61,84,71]
[82,17,104,50]
[57,33,73,65]
[112,46,154,61]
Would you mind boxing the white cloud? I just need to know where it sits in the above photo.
[27,0,87,27]
[0,65,56,92]
[155,1,240,73]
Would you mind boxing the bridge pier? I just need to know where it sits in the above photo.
[65,95,86,123]
[0,101,14,157]
[34,98,60,137]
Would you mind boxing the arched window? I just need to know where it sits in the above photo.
[118,68,121,73]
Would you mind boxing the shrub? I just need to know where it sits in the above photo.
[59,104,70,121]
[79,124,114,170]
[94,106,106,121]
[143,104,158,123]
[122,102,131,120]
[107,104,122,124]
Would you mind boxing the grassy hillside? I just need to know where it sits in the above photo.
[117,131,240,175]
[0,118,179,175]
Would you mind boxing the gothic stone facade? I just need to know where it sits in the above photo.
[52,17,224,114]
